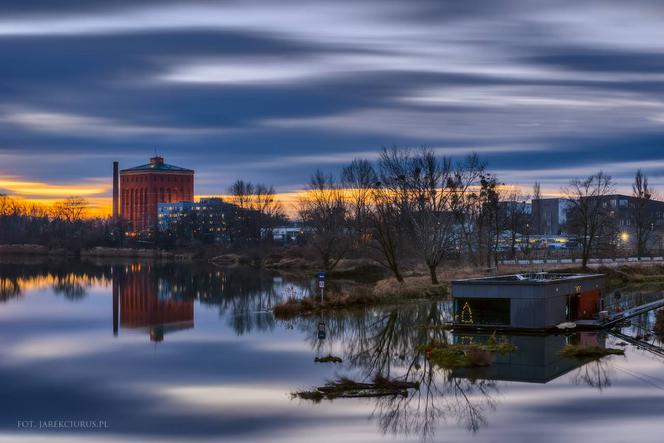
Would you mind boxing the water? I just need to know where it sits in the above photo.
[1,259,664,443]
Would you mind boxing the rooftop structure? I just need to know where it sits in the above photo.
[121,156,194,173]
[452,272,605,330]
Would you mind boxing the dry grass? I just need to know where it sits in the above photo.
[485,333,518,353]
[273,290,379,319]
[273,296,315,318]
[373,276,448,298]
[561,344,625,359]
[272,278,448,319]
[419,338,516,369]
[465,346,493,367]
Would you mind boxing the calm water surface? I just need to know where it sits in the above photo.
[1,259,663,443]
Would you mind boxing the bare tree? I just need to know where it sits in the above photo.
[502,188,530,260]
[340,157,408,282]
[341,158,377,241]
[229,179,254,209]
[252,183,285,239]
[0,194,11,216]
[451,154,488,266]
[532,181,542,235]
[563,172,615,268]
[229,180,284,241]
[368,187,407,282]
[379,148,462,284]
[369,154,412,282]
[298,170,351,271]
[632,169,655,258]
[52,197,88,223]
[477,174,502,268]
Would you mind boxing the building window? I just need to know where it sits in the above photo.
[454,298,510,326]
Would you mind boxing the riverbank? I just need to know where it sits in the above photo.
[0,244,190,260]
[273,275,448,319]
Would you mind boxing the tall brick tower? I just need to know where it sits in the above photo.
[120,156,194,232]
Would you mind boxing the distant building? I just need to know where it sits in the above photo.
[158,197,236,243]
[498,201,532,215]
[601,194,664,231]
[532,194,664,248]
[271,222,304,243]
[120,156,194,232]
[531,198,572,235]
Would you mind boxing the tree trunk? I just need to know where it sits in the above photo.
[393,267,404,283]
[428,263,439,284]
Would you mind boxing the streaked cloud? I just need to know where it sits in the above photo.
[0,0,663,202]
[0,175,107,197]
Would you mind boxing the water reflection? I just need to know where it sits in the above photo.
[0,260,112,300]
[0,260,663,442]
[114,267,194,342]
[1,260,312,336]
[296,305,630,438]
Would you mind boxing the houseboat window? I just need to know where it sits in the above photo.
[454,298,510,325]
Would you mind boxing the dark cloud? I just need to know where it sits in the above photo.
[1,0,664,198]
[526,46,664,73]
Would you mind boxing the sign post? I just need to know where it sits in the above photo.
[317,272,326,303]
[317,272,327,341]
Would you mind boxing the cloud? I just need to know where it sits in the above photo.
[0,108,234,137]
[0,0,664,200]
[0,175,107,197]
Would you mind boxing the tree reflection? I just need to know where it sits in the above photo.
[0,276,21,301]
[372,361,498,438]
[299,303,499,439]
[571,358,613,390]
[0,260,313,335]
[0,261,112,302]
[52,274,87,300]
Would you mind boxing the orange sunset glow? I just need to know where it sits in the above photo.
[2,173,565,220]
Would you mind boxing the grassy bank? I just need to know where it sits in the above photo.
[273,276,448,319]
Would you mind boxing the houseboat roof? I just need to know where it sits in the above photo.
[452,272,605,286]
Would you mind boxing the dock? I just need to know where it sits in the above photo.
[604,298,664,326]
[573,297,664,330]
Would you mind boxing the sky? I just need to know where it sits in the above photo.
[1,0,664,215]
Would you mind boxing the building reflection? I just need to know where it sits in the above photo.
[112,265,194,342]
[451,332,605,383]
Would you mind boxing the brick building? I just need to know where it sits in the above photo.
[120,156,194,232]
